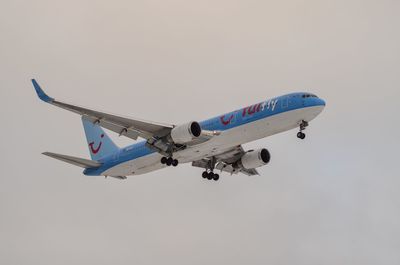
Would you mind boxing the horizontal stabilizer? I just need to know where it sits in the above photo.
[42,152,102,168]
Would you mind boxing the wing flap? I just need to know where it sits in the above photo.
[82,115,143,140]
[192,145,260,176]
[51,100,173,139]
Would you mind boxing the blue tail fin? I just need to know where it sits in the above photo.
[82,117,119,160]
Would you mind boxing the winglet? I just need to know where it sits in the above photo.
[32,79,54,103]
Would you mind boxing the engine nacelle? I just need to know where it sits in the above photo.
[170,121,202,144]
[240,148,271,169]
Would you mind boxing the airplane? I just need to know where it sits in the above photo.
[32,79,326,181]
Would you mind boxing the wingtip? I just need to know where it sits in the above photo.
[32,79,54,103]
[42,152,54,158]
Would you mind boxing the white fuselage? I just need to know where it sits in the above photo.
[103,105,324,177]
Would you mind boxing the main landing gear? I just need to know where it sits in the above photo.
[201,157,219,181]
[161,157,179,167]
[202,171,219,181]
[297,120,308,140]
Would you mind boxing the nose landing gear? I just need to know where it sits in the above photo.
[297,132,306,139]
[297,120,308,140]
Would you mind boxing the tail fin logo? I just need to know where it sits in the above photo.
[89,134,104,154]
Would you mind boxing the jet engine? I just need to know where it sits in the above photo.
[240,148,271,169]
[170,121,202,144]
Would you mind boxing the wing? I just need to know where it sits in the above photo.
[32,79,174,141]
[33,79,221,156]
[191,145,260,176]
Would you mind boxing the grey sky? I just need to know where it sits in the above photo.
[1,0,399,264]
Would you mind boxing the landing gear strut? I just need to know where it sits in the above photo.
[201,157,219,181]
[297,120,308,140]
[161,156,179,167]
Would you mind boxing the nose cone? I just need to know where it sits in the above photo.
[304,96,326,108]
[313,98,326,118]
[303,96,326,121]
[317,98,326,107]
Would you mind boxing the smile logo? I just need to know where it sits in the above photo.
[89,134,104,154]
[220,114,234,126]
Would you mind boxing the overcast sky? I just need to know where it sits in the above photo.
[1,0,399,264]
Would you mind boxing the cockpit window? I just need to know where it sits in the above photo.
[302,94,318,98]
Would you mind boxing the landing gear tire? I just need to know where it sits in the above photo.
[202,171,220,181]
[297,132,306,140]
[166,157,173,166]
[162,156,179,167]
[297,120,308,140]
[213,174,220,181]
